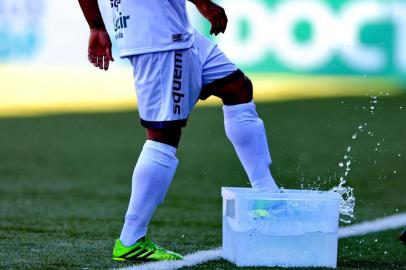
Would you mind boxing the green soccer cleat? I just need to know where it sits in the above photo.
[112,237,183,261]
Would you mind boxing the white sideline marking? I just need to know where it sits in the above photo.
[338,213,406,238]
[118,213,406,270]
[117,248,223,270]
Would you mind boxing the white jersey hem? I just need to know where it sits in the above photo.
[119,38,195,58]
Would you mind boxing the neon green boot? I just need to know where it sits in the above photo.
[112,237,183,261]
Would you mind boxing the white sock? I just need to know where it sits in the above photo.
[119,140,178,246]
[223,101,279,192]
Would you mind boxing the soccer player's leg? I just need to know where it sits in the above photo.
[114,132,183,261]
[197,32,279,192]
[206,73,279,192]
[114,127,183,262]
[113,51,191,262]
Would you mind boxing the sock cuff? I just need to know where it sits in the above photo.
[144,140,177,155]
[222,100,257,119]
[222,100,255,112]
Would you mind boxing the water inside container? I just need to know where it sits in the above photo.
[223,216,338,267]
[222,188,339,268]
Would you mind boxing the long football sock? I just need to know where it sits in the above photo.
[120,140,178,246]
[223,101,279,192]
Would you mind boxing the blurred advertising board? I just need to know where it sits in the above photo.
[0,0,404,116]
[196,0,406,77]
[0,0,405,76]
[0,0,45,62]
[0,0,88,65]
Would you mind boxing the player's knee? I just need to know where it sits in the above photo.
[224,75,253,105]
[243,75,253,101]
[147,128,181,148]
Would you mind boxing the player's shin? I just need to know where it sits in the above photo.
[223,101,279,192]
[119,140,178,246]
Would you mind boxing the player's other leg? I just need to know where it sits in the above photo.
[203,72,279,192]
[114,127,183,261]
[114,50,190,261]
[195,30,279,192]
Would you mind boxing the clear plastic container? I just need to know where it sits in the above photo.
[222,187,340,268]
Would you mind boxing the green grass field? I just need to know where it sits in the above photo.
[1,95,405,269]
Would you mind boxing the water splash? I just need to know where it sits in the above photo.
[330,159,355,223]
[330,94,380,223]
[330,128,358,223]
[330,134,356,224]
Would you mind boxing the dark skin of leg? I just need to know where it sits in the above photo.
[146,75,253,148]
[147,127,182,148]
[206,75,253,106]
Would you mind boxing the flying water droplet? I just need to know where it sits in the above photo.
[339,162,344,167]
[331,183,355,224]
[352,134,357,139]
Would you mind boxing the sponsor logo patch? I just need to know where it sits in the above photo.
[172,34,183,42]
[173,51,184,115]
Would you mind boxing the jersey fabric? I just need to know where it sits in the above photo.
[110,0,195,57]
[129,31,238,128]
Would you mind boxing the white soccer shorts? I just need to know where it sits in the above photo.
[128,31,241,128]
